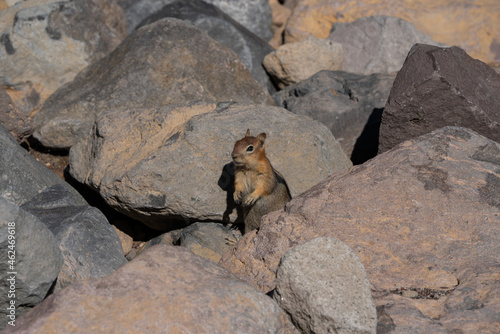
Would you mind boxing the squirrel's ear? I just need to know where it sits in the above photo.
[256,133,266,145]
[245,129,251,137]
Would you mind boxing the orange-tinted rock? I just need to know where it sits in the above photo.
[220,126,500,333]
[283,0,500,64]
[7,245,297,333]
[0,87,32,142]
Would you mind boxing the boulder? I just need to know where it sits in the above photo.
[283,0,500,64]
[0,198,63,331]
[0,0,126,114]
[7,245,298,333]
[137,0,276,93]
[0,123,85,206]
[220,127,500,333]
[179,222,241,263]
[268,0,293,48]
[32,18,272,150]
[379,44,500,153]
[263,36,343,88]
[0,87,32,142]
[21,184,127,291]
[329,16,443,75]
[118,0,272,41]
[273,70,395,163]
[69,101,352,230]
[275,237,377,334]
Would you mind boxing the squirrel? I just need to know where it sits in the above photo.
[231,129,291,234]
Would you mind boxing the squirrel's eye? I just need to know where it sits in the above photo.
[246,145,254,152]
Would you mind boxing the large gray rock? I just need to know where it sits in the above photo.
[32,18,272,150]
[379,44,500,153]
[0,123,85,206]
[69,102,352,230]
[6,245,298,333]
[0,0,127,114]
[119,0,273,41]
[221,126,500,333]
[0,197,63,331]
[329,16,442,75]
[275,237,377,334]
[138,0,276,93]
[21,184,127,291]
[274,70,395,163]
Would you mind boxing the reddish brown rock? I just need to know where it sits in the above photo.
[7,245,297,333]
[0,87,32,142]
[220,126,500,333]
[379,44,500,153]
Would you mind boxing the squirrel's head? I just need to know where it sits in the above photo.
[232,129,267,168]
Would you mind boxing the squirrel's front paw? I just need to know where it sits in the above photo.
[233,191,242,204]
[244,194,259,206]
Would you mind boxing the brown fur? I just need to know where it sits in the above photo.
[232,129,291,234]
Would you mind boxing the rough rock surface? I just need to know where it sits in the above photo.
[118,0,272,41]
[32,18,272,150]
[283,0,500,64]
[6,245,298,333]
[268,0,293,48]
[69,102,352,230]
[329,16,443,75]
[179,222,241,263]
[0,123,85,206]
[201,0,273,41]
[275,237,377,334]
[21,184,127,291]
[220,127,500,333]
[0,0,127,114]
[263,36,343,88]
[274,70,395,163]
[138,0,276,93]
[379,44,500,153]
[0,198,63,331]
[0,87,32,142]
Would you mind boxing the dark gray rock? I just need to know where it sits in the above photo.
[0,197,63,331]
[379,44,500,153]
[138,0,276,93]
[119,0,272,41]
[0,123,85,206]
[21,185,127,291]
[275,237,377,334]
[0,0,127,114]
[32,18,272,150]
[274,70,395,164]
[179,222,241,262]
[329,16,443,75]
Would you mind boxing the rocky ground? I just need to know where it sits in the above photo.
[0,0,499,333]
